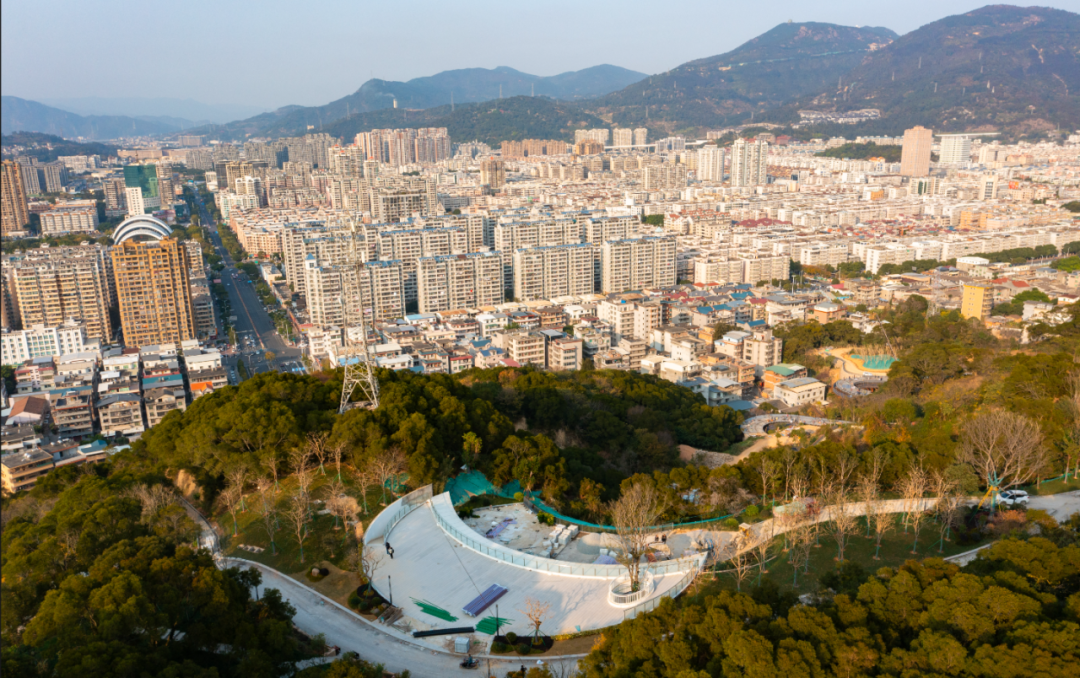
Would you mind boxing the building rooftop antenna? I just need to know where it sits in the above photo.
[339,216,380,414]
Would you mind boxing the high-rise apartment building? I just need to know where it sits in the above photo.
[633,128,648,147]
[697,146,726,182]
[601,236,677,293]
[303,257,406,325]
[156,163,174,208]
[730,139,768,187]
[124,164,160,214]
[17,160,41,195]
[37,163,65,193]
[111,239,196,347]
[643,164,688,190]
[103,178,127,217]
[612,128,633,147]
[574,129,610,146]
[961,282,993,321]
[2,160,30,236]
[10,247,115,341]
[512,243,597,301]
[480,159,506,190]
[416,251,504,313]
[900,126,933,177]
[939,135,973,166]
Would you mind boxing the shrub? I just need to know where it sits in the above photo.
[347,592,360,609]
[514,492,524,502]
[537,512,555,526]
[516,642,532,655]
[723,518,739,529]
[744,505,760,518]
[319,567,330,576]
[505,632,518,644]
[490,642,510,653]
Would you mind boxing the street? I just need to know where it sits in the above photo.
[189,188,303,381]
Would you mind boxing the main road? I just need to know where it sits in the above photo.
[188,186,303,380]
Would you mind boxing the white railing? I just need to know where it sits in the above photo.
[608,571,655,607]
[363,484,433,546]
[430,492,705,580]
[622,564,700,621]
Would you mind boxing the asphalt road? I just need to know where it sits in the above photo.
[189,188,302,381]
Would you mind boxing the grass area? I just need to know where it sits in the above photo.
[214,468,400,574]
[1030,476,1080,496]
[708,514,983,595]
[724,438,758,456]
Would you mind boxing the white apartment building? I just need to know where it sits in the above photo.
[601,236,677,293]
[612,128,633,147]
[125,187,146,216]
[939,135,973,166]
[39,206,99,235]
[697,146,726,182]
[583,216,642,243]
[2,322,92,364]
[416,251,504,313]
[303,256,406,325]
[512,243,597,301]
[742,328,784,367]
[731,139,768,187]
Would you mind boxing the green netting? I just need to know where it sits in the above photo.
[475,615,513,635]
[497,479,523,499]
[850,354,896,370]
[446,470,497,506]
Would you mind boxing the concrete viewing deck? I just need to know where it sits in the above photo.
[367,493,697,636]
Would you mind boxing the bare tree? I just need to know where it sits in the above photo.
[900,465,931,554]
[283,492,310,563]
[325,478,356,534]
[932,470,964,553]
[834,449,859,497]
[753,522,774,582]
[960,409,1047,511]
[124,483,177,521]
[754,455,779,507]
[256,477,280,554]
[261,453,282,490]
[329,441,347,482]
[519,597,552,643]
[307,431,330,476]
[780,447,799,501]
[226,466,248,512]
[727,531,755,592]
[824,489,858,563]
[857,474,880,538]
[610,482,665,593]
[871,502,894,560]
[352,467,373,515]
[370,446,406,505]
[787,521,815,588]
[219,480,243,537]
[347,542,385,586]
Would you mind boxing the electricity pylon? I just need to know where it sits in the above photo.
[339,216,380,414]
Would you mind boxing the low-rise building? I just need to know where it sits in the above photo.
[774,377,827,408]
[1,449,54,495]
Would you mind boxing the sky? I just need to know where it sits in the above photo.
[3,0,1077,112]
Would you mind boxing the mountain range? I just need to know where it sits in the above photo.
[1,96,190,139]
[37,97,268,125]
[4,5,1077,144]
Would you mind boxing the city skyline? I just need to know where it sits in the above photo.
[4,0,1077,112]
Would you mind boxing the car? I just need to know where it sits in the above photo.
[995,489,1030,507]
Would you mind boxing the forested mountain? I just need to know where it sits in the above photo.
[583,22,897,135]
[0,96,187,139]
[193,65,644,140]
[784,5,1080,134]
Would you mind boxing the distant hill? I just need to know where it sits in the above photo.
[37,96,267,125]
[584,22,897,135]
[321,96,609,145]
[1,132,118,161]
[787,5,1080,134]
[197,64,646,139]
[1,96,185,139]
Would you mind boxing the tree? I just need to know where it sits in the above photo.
[330,441,346,482]
[900,465,931,554]
[227,465,248,512]
[610,482,665,593]
[871,501,894,560]
[284,492,309,563]
[519,597,552,643]
[262,452,282,490]
[462,431,483,468]
[726,531,755,592]
[256,477,280,555]
[265,351,276,363]
[754,455,779,507]
[348,542,384,586]
[307,431,330,475]
[932,470,964,553]
[960,409,1047,510]
[823,486,858,563]
[219,477,243,537]
[370,446,406,504]
[711,322,739,342]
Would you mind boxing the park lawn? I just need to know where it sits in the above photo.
[711,514,983,596]
[215,470,402,574]
[1030,476,1080,496]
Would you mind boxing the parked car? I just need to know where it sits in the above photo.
[995,489,1030,507]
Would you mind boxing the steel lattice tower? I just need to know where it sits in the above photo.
[339,217,380,414]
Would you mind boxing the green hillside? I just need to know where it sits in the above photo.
[585,22,897,135]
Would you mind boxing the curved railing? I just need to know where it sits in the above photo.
[608,571,655,607]
[429,492,706,580]
[363,484,433,546]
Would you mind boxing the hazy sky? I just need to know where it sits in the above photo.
[3,0,1075,111]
